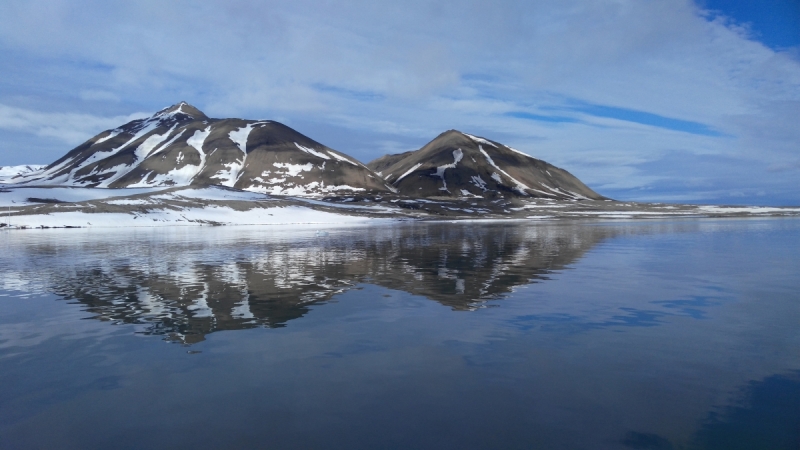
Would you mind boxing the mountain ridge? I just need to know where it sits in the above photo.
[5,102,604,201]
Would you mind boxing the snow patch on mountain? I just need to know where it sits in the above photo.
[470,175,488,192]
[395,163,422,183]
[294,143,331,160]
[129,165,192,187]
[252,181,366,196]
[460,189,482,198]
[135,126,176,161]
[151,129,186,157]
[327,151,358,165]
[505,145,535,159]
[126,127,212,187]
[95,163,135,188]
[187,127,210,154]
[0,165,46,183]
[463,133,498,148]
[211,160,245,187]
[151,102,204,122]
[435,149,463,191]
[541,184,591,200]
[530,188,558,197]
[187,126,212,177]
[541,184,579,200]
[229,124,255,153]
[113,120,162,156]
[479,146,530,194]
[274,162,314,177]
[94,130,121,146]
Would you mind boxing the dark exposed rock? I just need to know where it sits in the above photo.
[25,197,65,204]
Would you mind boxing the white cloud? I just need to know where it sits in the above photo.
[0,0,797,203]
[0,104,148,145]
[79,90,121,102]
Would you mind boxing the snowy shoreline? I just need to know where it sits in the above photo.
[2,185,799,230]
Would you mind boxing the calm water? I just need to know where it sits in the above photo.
[0,219,798,450]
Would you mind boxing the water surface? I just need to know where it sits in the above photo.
[1,219,798,449]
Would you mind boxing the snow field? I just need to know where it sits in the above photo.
[7,205,383,228]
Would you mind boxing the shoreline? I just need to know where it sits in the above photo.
[2,184,799,230]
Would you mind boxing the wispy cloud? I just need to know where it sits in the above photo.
[0,104,147,145]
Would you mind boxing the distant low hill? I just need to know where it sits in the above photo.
[367,130,605,201]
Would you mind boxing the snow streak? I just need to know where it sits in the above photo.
[327,151,358,165]
[463,133,498,148]
[435,149,463,191]
[395,163,422,183]
[294,143,331,160]
[479,146,530,195]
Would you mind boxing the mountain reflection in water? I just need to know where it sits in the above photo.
[3,223,635,343]
[2,219,799,449]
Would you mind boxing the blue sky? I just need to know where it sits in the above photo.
[0,0,798,205]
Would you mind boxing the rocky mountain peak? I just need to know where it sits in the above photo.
[152,101,208,121]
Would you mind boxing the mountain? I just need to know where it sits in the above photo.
[11,102,392,196]
[367,130,606,200]
[5,103,605,202]
[0,165,45,183]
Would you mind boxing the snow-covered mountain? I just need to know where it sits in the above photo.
[8,102,392,196]
[0,165,45,183]
[368,130,606,200]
